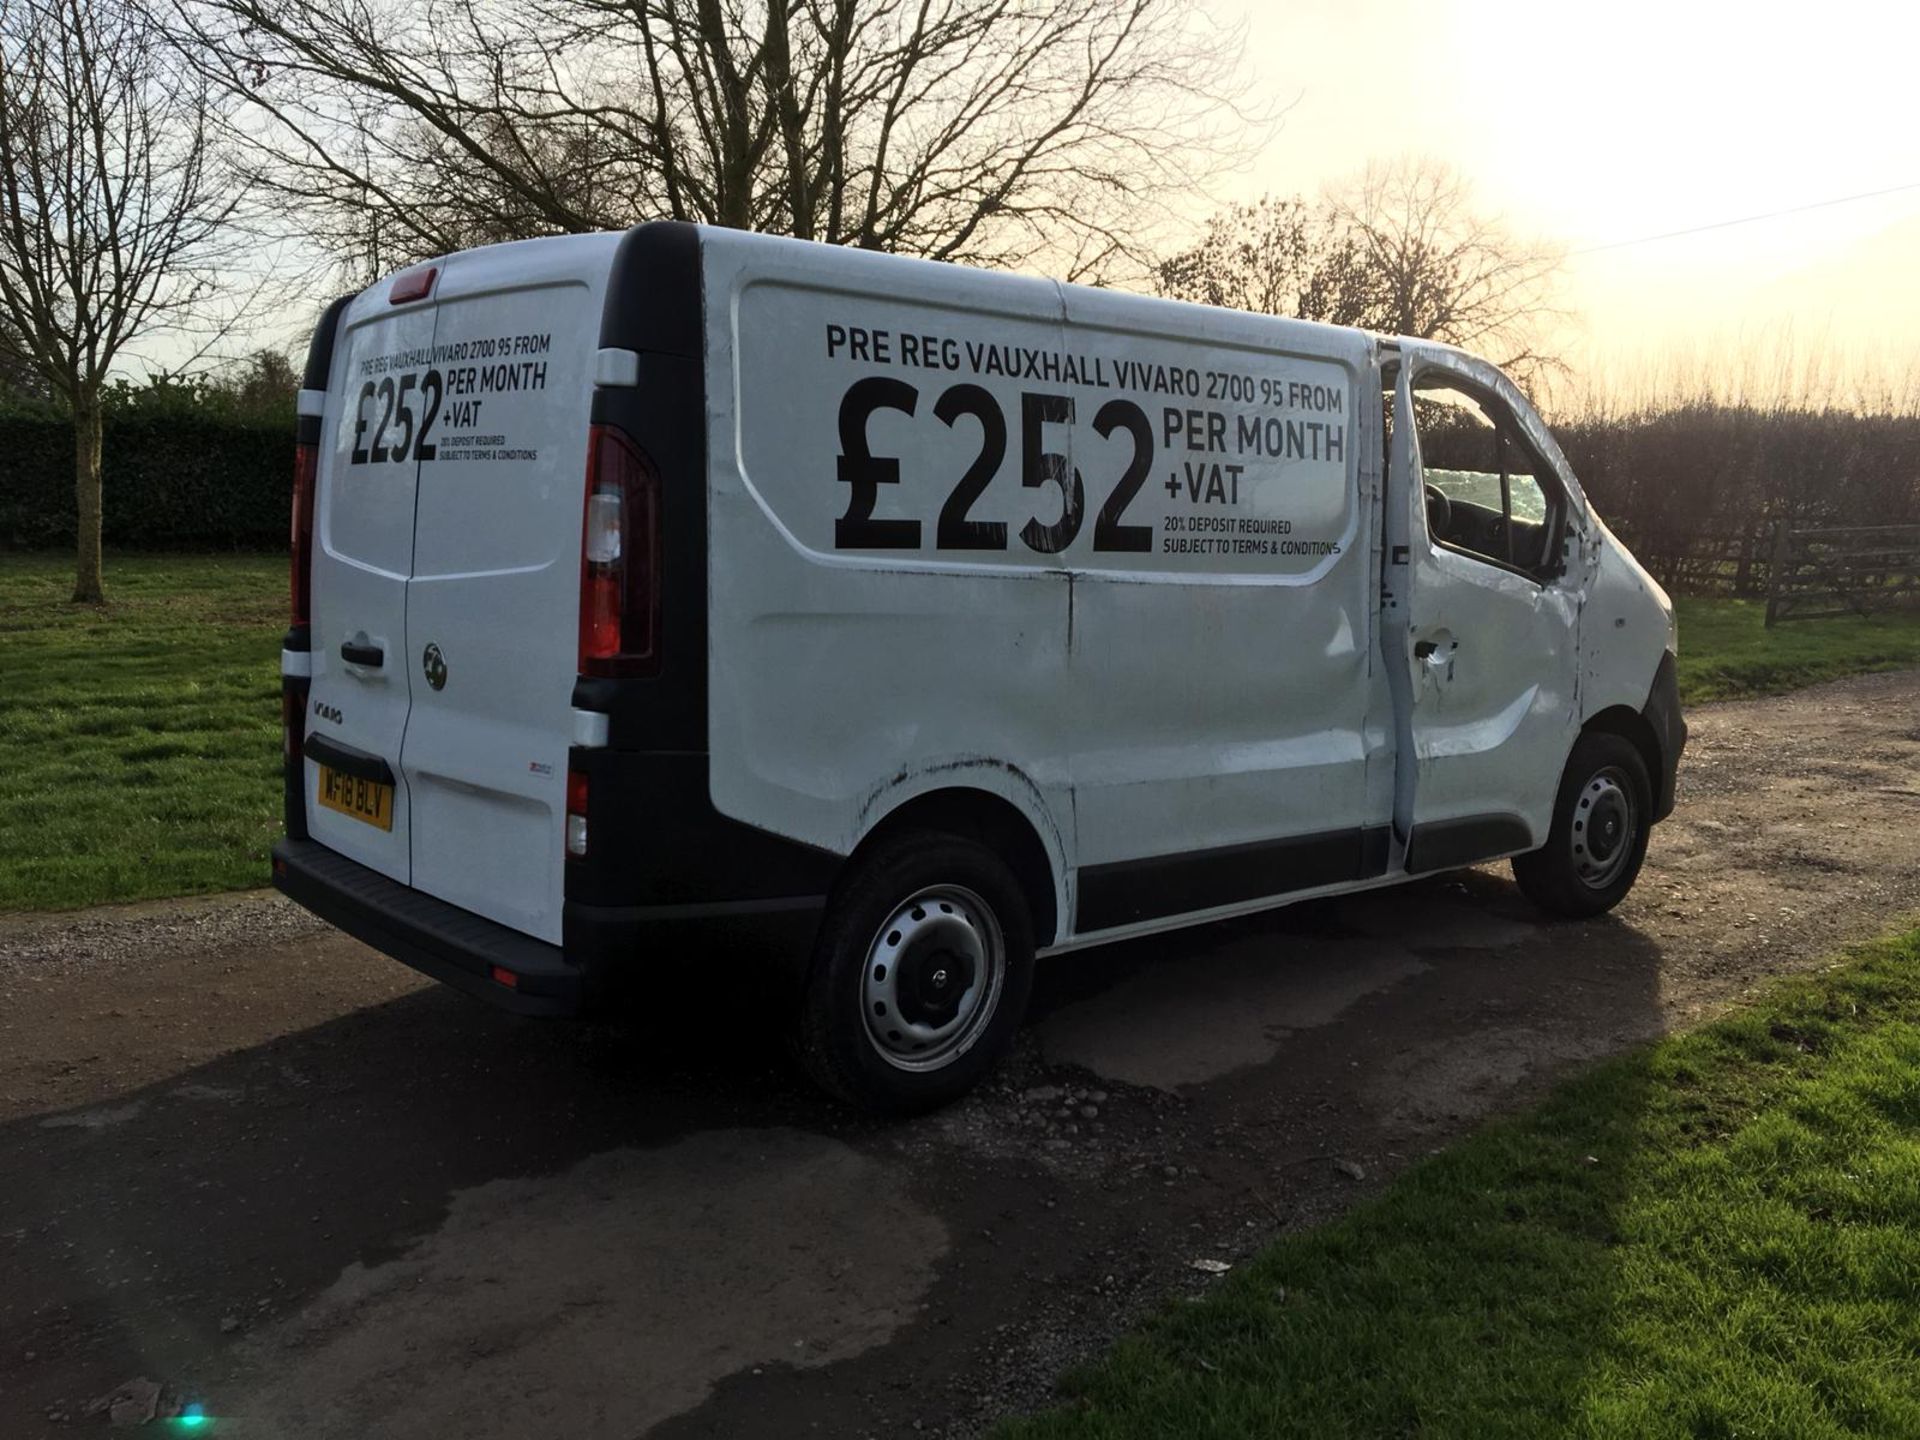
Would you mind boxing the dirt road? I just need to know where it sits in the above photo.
[4,670,1918,1437]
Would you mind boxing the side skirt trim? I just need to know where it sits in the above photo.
[1404,813,1533,874]
[1075,825,1390,933]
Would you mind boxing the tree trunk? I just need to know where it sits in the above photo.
[71,397,105,603]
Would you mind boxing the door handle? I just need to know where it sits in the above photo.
[1414,640,1438,659]
[340,641,384,668]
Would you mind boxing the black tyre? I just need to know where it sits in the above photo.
[796,830,1035,1115]
[1512,731,1653,919]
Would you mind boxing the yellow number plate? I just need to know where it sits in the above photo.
[316,765,394,831]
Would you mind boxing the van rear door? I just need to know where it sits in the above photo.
[398,235,619,943]
[303,281,439,883]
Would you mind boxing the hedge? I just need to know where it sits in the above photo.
[0,410,292,550]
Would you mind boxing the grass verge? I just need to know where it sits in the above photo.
[1000,928,1920,1440]
[1674,597,1920,702]
[0,552,283,911]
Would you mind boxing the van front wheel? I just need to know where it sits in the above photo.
[1512,732,1653,919]
[797,832,1035,1115]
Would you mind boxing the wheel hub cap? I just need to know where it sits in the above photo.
[861,886,1004,1072]
[895,943,976,1027]
[1571,768,1638,890]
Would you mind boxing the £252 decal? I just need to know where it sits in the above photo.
[835,381,1154,555]
[350,371,443,465]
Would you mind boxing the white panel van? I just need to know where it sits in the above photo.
[274,223,1685,1113]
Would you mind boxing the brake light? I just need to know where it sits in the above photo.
[389,266,437,304]
[291,440,318,626]
[578,425,661,677]
[565,769,589,858]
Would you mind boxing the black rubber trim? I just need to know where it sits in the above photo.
[296,292,356,446]
[282,678,309,842]
[303,732,396,787]
[272,838,582,1017]
[599,220,702,359]
[1076,825,1392,932]
[1641,649,1687,822]
[581,221,708,751]
[1360,825,1390,875]
[564,893,826,997]
[563,747,842,908]
[1405,813,1534,874]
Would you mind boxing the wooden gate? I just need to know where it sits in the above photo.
[1764,523,1920,626]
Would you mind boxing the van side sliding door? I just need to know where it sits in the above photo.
[1058,290,1386,935]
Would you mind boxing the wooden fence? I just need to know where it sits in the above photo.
[1764,523,1920,626]
[1623,525,1772,599]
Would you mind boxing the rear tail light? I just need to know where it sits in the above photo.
[291,440,318,626]
[578,425,661,678]
[565,769,589,858]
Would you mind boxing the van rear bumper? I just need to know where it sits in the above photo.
[271,838,828,1016]
[273,838,584,1015]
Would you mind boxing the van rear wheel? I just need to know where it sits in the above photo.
[796,831,1034,1115]
[1512,731,1652,919]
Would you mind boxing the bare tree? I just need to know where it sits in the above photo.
[0,313,48,401]
[1155,195,1376,328]
[1160,158,1567,384]
[176,0,1254,285]
[1331,158,1565,379]
[0,0,239,601]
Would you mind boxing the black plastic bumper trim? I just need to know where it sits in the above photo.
[1076,824,1391,932]
[1642,650,1687,822]
[273,838,581,1016]
[1405,813,1534,874]
[274,838,832,1017]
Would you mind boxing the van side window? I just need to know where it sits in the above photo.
[1412,379,1564,580]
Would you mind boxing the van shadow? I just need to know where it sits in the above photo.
[651,870,1679,1440]
[1023,869,1673,1116]
[0,970,863,1426]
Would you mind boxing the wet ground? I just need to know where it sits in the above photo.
[4,670,1919,1437]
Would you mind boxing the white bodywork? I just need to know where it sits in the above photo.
[699,231,1669,947]
[304,226,1673,952]
[304,234,618,943]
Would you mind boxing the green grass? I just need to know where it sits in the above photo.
[0,557,1917,911]
[0,551,284,910]
[1002,928,1920,1440]
[1674,597,1920,702]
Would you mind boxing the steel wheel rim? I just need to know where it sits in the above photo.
[861,885,1004,1072]
[1572,767,1637,890]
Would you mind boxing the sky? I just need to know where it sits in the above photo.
[1223,0,1920,399]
